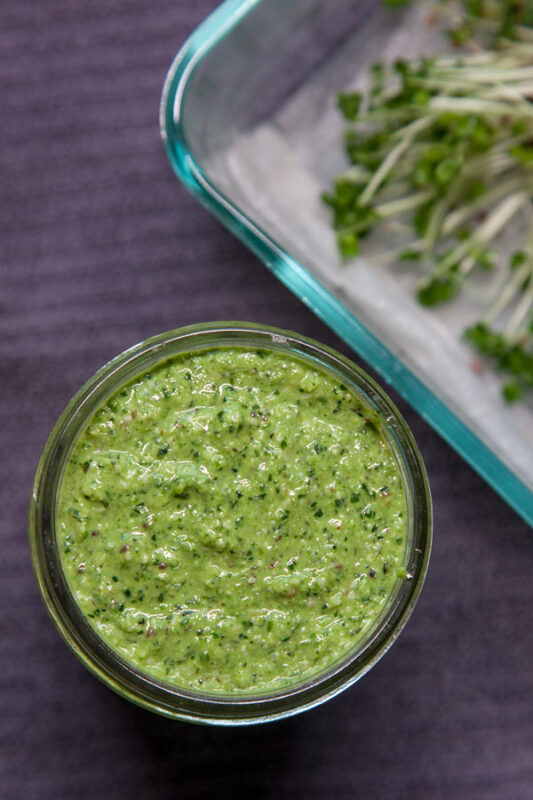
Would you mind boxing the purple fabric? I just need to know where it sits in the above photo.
[1,1,532,798]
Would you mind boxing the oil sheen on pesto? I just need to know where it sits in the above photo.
[57,348,408,694]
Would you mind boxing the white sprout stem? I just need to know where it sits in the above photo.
[425,162,525,259]
[437,192,527,275]
[375,189,435,218]
[433,238,472,274]
[375,179,413,202]
[383,221,414,237]
[435,52,501,69]
[481,82,533,102]
[394,238,425,257]
[411,76,533,101]
[432,66,533,83]
[442,176,533,237]
[414,78,487,95]
[485,263,532,325]
[428,95,533,118]
[356,108,415,124]
[504,220,533,338]
[462,151,523,181]
[340,165,371,184]
[424,196,453,257]
[491,132,533,155]
[435,43,533,67]
[458,253,477,278]
[505,278,533,340]
[475,191,529,243]
[358,117,432,207]
[370,182,412,205]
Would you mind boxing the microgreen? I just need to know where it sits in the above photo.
[324,0,533,400]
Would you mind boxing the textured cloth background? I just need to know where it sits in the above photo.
[1,2,532,798]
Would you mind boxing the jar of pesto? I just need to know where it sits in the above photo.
[30,322,432,724]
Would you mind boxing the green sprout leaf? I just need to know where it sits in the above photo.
[418,272,462,306]
[337,92,363,121]
[322,1,533,400]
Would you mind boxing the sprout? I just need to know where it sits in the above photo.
[323,0,533,400]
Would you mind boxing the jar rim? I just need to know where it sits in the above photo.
[29,322,432,725]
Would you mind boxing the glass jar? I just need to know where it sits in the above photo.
[29,322,432,725]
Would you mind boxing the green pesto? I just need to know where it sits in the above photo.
[57,348,408,694]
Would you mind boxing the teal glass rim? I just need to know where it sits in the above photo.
[159,0,532,527]
[29,322,432,725]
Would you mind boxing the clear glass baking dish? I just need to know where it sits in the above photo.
[160,0,533,526]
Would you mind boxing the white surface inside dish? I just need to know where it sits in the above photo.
[206,4,533,491]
